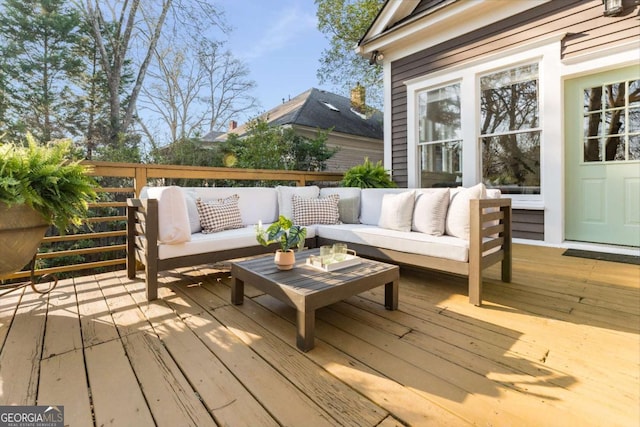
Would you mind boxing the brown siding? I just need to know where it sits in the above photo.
[389,0,638,185]
[513,210,545,241]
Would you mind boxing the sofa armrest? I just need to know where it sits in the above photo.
[127,198,159,300]
[468,198,512,305]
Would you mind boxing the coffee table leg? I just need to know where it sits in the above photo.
[296,309,315,352]
[231,277,244,305]
[385,279,398,310]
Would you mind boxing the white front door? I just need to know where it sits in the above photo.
[565,66,640,247]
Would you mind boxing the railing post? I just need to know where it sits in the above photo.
[134,165,148,197]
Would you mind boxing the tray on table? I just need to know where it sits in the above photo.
[305,253,361,272]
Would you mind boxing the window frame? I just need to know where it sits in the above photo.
[416,82,463,186]
[404,40,562,208]
[478,61,542,196]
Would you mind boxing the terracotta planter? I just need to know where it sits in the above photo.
[0,203,49,277]
[274,249,296,270]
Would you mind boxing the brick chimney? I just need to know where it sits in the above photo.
[350,83,366,113]
[229,120,238,131]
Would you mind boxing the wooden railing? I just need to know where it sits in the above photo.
[2,161,343,281]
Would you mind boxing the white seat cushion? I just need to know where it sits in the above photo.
[158,225,317,260]
[316,224,469,262]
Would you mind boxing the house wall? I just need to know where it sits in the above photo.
[513,209,545,241]
[295,127,383,173]
[388,0,638,242]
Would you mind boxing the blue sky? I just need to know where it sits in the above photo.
[217,0,332,119]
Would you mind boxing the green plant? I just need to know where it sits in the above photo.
[0,134,99,232]
[341,158,396,188]
[255,216,307,252]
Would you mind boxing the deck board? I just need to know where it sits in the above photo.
[121,332,217,427]
[37,350,93,427]
[0,287,47,405]
[85,339,155,426]
[0,244,638,426]
[42,277,82,358]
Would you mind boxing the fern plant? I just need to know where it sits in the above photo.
[0,134,98,232]
[341,158,396,188]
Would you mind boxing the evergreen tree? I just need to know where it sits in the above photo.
[0,0,84,142]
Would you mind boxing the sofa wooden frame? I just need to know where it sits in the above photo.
[127,197,511,305]
[126,198,316,301]
[318,198,512,306]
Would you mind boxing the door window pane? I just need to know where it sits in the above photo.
[629,80,640,106]
[629,107,640,132]
[584,113,602,137]
[630,135,640,160]
[584,87,603,112]
[584,138,602,162]
[582,79,639,162]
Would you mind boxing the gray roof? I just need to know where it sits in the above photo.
[220,88,383,141]
[201,130,225,142]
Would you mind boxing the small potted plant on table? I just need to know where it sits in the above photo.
[255,215,307,270]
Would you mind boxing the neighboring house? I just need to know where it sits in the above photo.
[208,87,384,172]
[357,0,639,250]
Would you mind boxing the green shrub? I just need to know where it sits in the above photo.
[341,158,396,188]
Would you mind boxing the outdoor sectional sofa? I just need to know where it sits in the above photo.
[127,183,511,305]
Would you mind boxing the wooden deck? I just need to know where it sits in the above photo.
[1,244,638,426]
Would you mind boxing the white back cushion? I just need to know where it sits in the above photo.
[359,188,411,225]
[412,188,450,235]
[446,183,486,239]
[183,190,202,234]
[187,187,278,225]
[378,190,416,232]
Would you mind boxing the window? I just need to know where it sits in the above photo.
[583,79,640,162]
[417,83,462,187]
[480,63,541,195]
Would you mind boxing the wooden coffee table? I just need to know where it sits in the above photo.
[230,249,399,352]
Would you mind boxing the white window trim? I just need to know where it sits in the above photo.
[405,40,563,214]
[383,60,393,174]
